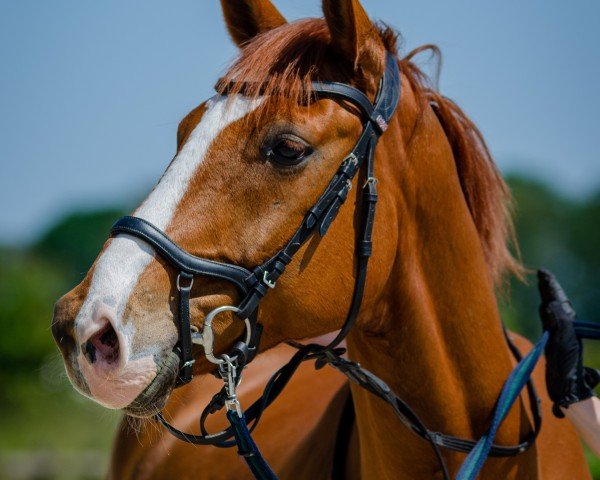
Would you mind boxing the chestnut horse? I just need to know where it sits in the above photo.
[52,0,590,478]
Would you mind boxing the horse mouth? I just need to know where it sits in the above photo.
[123,350,180,418]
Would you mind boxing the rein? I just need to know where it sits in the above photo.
[107,51,582,479]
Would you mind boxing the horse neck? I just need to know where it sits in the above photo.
[344,98,526,477]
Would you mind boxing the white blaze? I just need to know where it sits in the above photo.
[74,95,262,357]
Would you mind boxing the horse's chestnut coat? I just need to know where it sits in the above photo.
[52,0,591,478]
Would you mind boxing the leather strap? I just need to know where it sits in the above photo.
[175,271,194,385]
[218,53,401,135]
[148,52,424,469]
[310,81,387,133]
[574,320,600,339]
[331,391,355,480]
[236,129,371,320]
[158,329,546,480]
[226,411,278,480]
[110,216,252,294]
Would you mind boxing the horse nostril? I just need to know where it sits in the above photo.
[82,321,120,366]
[84,341,97,364]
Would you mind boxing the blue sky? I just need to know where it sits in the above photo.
[1,1,599,244]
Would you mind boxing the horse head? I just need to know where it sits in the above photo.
[51,0,403,416]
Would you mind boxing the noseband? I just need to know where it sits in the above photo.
[109,51,545,480]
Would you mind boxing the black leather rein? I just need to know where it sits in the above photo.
[109,52,542,480]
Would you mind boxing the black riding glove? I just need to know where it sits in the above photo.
[537,268,598,418]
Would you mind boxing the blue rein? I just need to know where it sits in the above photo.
[456,318,600,479]
[456,332,549,480]
[227,410,278,480]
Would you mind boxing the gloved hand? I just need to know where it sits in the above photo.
[537,268,598,418]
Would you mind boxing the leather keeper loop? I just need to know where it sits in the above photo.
[359,241,372,258]
[278,251,293,265]
[364,192,378,203]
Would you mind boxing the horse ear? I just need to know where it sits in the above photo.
[322,0,385,92]
[220,0,287,48]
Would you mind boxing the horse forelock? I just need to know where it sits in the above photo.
[216,18,399,120]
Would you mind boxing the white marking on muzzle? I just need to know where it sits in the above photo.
[72,95,262,407]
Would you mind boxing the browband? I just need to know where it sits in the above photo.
[217,53,401,134]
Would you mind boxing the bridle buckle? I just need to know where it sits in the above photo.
[364,177,378,188]
[176,273,194,292]
[263,271,276,289]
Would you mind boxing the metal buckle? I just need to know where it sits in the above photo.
[176,273,194,292]
[191,305,252,365]
[346,152,358,166]
[181,359,196,369]
[364,177,378,188]
[263,271,276,289]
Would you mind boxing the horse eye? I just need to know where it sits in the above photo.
[266,135,313,167]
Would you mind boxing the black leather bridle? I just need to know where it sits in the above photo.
[111,51,400,387]
[109,52,543,480]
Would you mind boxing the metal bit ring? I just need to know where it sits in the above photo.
[191,305,252,365]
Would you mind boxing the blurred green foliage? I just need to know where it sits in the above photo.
[0,176,598,479]
[0,209,125,480]
[501,176,600,367]
[0,250,67,384]
[0,208,126,387]
[33,209,127,286]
